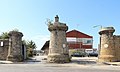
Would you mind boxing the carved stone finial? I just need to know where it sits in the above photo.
[55,15,59,22]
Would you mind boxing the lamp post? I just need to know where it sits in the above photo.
[93,25,102,59]
[93,25,102,29]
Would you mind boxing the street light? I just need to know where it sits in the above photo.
[93,25,102,57]
[93,25,102,28]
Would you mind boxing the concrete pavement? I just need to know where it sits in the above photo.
[0,60,13,64]
[103,62,120,66]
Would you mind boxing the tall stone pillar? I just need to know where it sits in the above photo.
[98,27,116,62]
[7,31,23,62]
[47,15,70,63]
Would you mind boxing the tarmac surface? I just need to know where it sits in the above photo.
[0,56,120,66]
[0,56,120,72]
[1,56,120,65]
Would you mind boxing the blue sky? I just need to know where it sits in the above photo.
[0,0,120,50]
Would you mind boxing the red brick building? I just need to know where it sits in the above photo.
[41,30,93,55]
[66,30,93,50]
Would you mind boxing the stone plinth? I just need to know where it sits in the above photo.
[47,15,70,63]
[98,27,116,62]
[7,31,23,62]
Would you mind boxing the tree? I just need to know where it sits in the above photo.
[27,40,36,50]
[0,32,9,39]
[45,18,53,26]
[26,40,37,57]
[0,29,19,39]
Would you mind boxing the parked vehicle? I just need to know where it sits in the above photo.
[71,52,86,57]
[88,53,98,57]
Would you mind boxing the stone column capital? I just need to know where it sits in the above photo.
[8,31,23,37]
[99,27,115,35]
[48,24,68,31]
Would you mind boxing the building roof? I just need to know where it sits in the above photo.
[66,30,93,38]
[41,40,49,50]
[41,30,93,50]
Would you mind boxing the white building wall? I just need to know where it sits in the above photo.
[67,37,93,45]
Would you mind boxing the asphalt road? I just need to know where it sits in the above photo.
[0,64,120,72]
[0,56,119,72]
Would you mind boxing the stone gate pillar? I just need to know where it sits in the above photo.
[7,31,23,62]
[98,27,116,62]
[47,15,70,63]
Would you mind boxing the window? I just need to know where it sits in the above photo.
[87,40,92,44]
[0,41,3,46]
[63,44,66,48]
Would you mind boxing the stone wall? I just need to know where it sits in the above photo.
[0,39,9,60]
[114,35,120,61]
[99,27,120,62]
[0,31,25,62]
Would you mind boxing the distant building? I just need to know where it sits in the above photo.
[41,40,49,55]
[41,30,93,55]
[66,30,93,49]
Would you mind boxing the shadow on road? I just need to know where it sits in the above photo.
[71,57,97,65]
[71,59,96,65]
